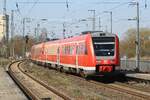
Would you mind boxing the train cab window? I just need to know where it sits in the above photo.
[94,44,114,56]
[92,37,115,56]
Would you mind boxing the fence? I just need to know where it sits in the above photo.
[120,59,150,73]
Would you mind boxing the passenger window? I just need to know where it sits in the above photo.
[77,43,87,55]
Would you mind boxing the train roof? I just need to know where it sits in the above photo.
[81,31,104,34]
[32,31,118,48]
[44,33,90,45]
[82,31,117,37]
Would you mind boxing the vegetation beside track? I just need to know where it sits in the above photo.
[0,57,10,67]
[120,28,150,58]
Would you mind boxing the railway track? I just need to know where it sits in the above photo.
[89,80,150,99]
[65,72,150,99]
[8,60,71,100]
[9,60,150,99]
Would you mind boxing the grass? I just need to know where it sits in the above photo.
[0,57,10,68]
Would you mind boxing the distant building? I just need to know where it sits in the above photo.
[0,15,9,42]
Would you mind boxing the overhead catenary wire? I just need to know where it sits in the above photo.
[15,1,129,25]
[13,0,149,38]
[65,0,148,25]
[65,2,130,29]
[67,0,148,32]
[16,1,71,16]
[26,0,39,16]
[15,2,23,17]
[16,1,70,4]
[63,1,128,24]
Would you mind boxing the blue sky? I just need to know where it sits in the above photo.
[0,0,150,40]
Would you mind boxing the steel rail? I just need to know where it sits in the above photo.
[61,71,150,99]
[18,61,71,100]
[8,60,38,100]
[12,60,150,99]
[8,60,71,100]
[89,80,150,99]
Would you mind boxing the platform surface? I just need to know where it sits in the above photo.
[0,67,28,100]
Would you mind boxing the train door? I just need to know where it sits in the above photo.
[45,48,48,63]
[76,43,78,68]
[57,47,60,65]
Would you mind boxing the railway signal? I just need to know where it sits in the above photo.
[25,35,29,44]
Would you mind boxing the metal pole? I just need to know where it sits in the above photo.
[23,18,25,37]
[99,17,101,31]
[88,10,96,31]
[63,23,65,38]
[93,10,95,31]
[104,11,112,33]
[3,0,6,15]
[6,16,9,58]
[34,28,37,38]
[11,10,14,57]
[145,0,147,8]
[3,0,6,57]
[22,18,25,57]
[136,2,140,71]
[110,11,112,34]
[37,23,40,41]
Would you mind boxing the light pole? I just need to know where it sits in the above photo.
[11,10,15,57]
[136,2,140,72]
[88,10,96,31]
[3,0,9,58]
[104,11,112,33]
[22,18,33,57]
[35,18,48,42]
[36,23,40,41]
[128,2,140,72]
[22,18,25,57]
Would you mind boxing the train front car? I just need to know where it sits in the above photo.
[90,31,120,73]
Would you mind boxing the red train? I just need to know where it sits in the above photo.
[30,31,120,77]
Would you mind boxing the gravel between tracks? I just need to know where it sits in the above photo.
[125,81,150,93]
[22,60,144,100]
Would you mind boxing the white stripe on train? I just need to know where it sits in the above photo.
[34,59,95,70]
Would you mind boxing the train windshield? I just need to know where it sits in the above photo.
[92,37,115,56]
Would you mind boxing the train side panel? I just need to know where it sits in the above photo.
[45,43,58,63]
[59,43,76,65]
[77,34,96,74]
[31,43,43,62]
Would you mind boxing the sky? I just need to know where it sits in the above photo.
[0,0,150,40]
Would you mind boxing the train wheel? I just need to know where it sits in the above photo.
[112,66,115,72]
[48,64,51,69]
[79,70,87,78]
[60,67,65,73]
